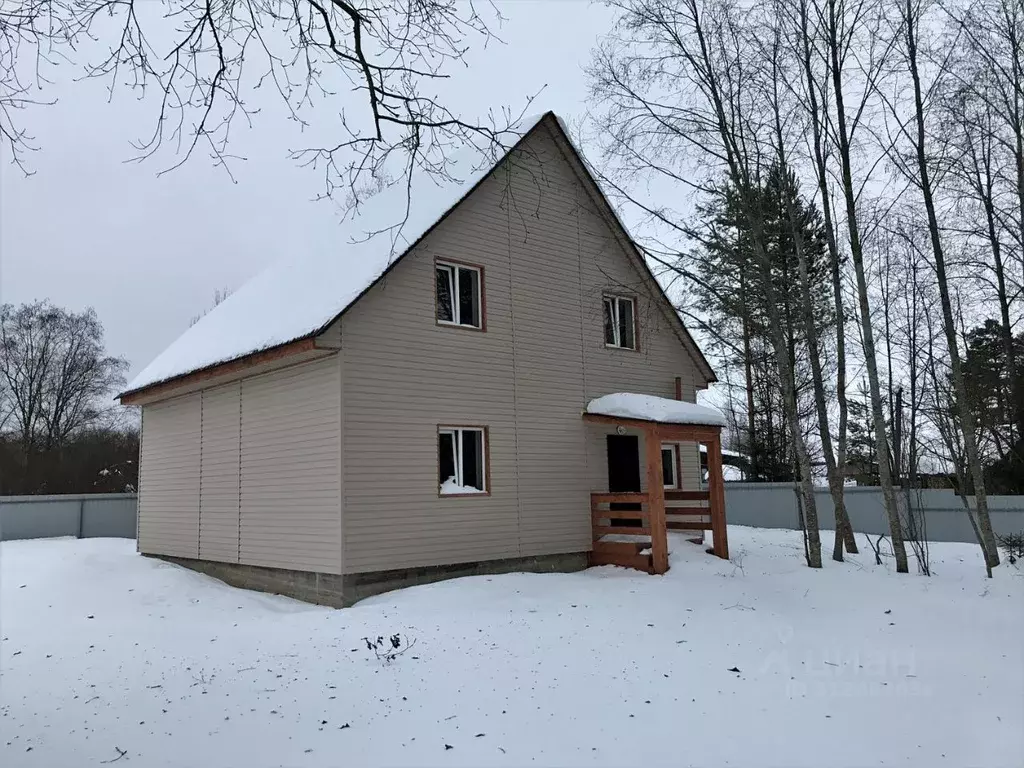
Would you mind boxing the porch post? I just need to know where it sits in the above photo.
[706,432,729,560]
[645,424,669,574]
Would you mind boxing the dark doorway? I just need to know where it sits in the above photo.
[606,434,642,526]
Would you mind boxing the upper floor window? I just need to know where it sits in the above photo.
[436,260,483,329]
[603,295,636,349]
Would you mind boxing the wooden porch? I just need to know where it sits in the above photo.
[585,414,729,575]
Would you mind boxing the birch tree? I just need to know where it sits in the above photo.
[942,1,1024,280]
[590,0,825,566]
[765,1,859,558]
[811,0,910,571]
[888,0,1001,569]
[938,0,1024,487]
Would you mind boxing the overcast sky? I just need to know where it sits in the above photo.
[0,1,616,380]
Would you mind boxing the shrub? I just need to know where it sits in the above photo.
[996,532,1024,565]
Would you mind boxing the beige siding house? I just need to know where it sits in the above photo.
[121,112,720,605]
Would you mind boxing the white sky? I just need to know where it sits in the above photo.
[0,0,617,380]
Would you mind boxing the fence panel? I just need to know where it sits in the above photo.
[723,483,1024,543]
[0,494,137,541]
[2,488,1020,545]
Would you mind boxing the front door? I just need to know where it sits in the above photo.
[606,435,642,525]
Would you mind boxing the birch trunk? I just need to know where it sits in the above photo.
[740,274,759,480]
[684,0,822,566]
[826,0,908,572]
[795,0,857,557]
[902,0,999,569]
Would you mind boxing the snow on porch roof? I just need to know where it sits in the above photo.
[122,112,557,397]
[586,393,726,427]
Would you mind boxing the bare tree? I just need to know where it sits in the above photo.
[769,0,858,559]
[919,302,995,577]
[817,0,909,572]
[936,0,1023,463]
[0,301,128,490]
[0,0,50,171]
[589,0,824,566]
[887,0,1000,569]
[1,0,531,207]
[941,0,1024,283]
[0,301,55,455]
[190,288,233,326]
[870,209,935,574]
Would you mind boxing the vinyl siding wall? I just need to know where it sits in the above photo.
[238,358,342,573]
[137,357,342,573]
[198,382,241,562]
[340,123,708,573]
[138,394,201,558]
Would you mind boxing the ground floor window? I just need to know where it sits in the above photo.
[439,427,487,495]
[662,443,679,489]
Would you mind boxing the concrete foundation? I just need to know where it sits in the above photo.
[156,551,590,607]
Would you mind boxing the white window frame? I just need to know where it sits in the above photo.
[661,443,679,489]
[436,261,483,329]
[438,426,487,494]
[603,294,637,349]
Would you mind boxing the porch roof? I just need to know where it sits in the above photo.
[585,393,726,427]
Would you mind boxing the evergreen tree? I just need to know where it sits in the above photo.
[690,165,835,481]
[963,320,1024,493]
[846,383,878,484]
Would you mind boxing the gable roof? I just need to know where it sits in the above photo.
[121,112,715,399]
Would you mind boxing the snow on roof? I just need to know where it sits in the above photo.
[586,393,726,427]
[699,444,746,459]
[722,465,744,481]
[123,113,554,395]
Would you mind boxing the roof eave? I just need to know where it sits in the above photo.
[118,336,322,405]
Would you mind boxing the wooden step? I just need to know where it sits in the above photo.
[593,540,650,557]
[589,551,654,573]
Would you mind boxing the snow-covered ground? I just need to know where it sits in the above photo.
[1,528,1021,767]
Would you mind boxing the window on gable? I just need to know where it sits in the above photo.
[439,427,487,494]
[603,295,636,349]
[661,443,679,490]
[436,261,483,329]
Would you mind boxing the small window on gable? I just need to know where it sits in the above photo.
[436,261,483,329]
[439,427,487,495]
[661,443,679,490]
[603,295,636,349]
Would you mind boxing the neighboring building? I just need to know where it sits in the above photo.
[699,444,750,481]
[119,112,725,606]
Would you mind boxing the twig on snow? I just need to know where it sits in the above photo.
[100,746,128,764]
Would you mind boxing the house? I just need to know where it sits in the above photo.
[118,112,729,606]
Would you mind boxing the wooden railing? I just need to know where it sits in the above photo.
[590,492,651,536]
[665,490,710,502]
[664,489,712,532]
[590,492,654,573]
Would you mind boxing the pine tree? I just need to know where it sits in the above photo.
[963,320,1024,493]
[690,165,835,481]
[846,383,879,485]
